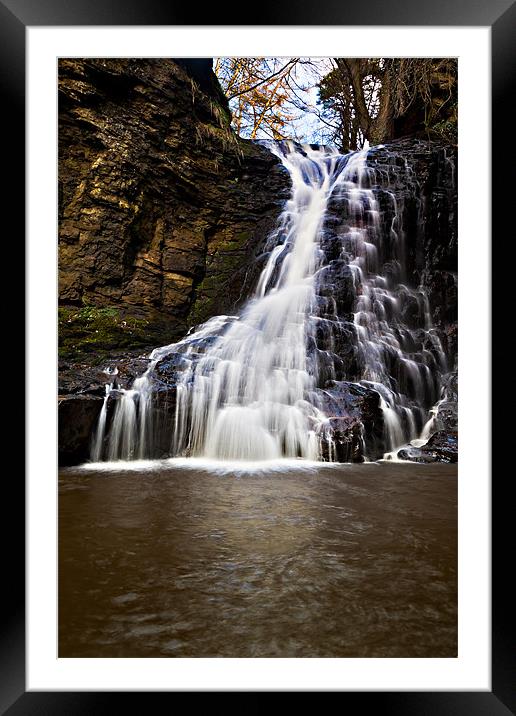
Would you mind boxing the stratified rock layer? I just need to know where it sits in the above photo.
[59,58,289,359]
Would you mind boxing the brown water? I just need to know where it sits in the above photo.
[58,460,457,657]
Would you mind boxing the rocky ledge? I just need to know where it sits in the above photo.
[397,431,458,464]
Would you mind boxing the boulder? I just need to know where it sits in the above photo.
[319,417,364,463]
[317,381,385,460]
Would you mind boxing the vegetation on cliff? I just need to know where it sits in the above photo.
[58,305,153,361]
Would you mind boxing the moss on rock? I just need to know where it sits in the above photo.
[58,305,154,361]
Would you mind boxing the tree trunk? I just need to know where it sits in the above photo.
[370,61,394,145]
[336,59,372,141]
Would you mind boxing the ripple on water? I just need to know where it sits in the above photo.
[59,462,457,658]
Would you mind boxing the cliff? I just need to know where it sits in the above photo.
[58,58,289,361]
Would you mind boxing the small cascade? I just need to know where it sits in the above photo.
[90,140,453,463]
[336,149,448,452]
[90,383,111,462]
[90,367,117,462]
[107,390,138,461]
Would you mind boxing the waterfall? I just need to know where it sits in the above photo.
[339,149,447,452]
[91,141,450,463]
[163,143,335,461]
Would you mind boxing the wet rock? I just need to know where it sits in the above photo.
[319,231,344,263]
[317,381,384,460]
[317,260,355,317]
[58,352,151,395]
[58,395,103,465]
[424,430,458,461]
[396,445,427,462]
[58,351,155,464]
[312,319,362,383]
[147,387,179,458]
[433,370,458,433]
[154,353,192,385]
[398,431,458,463]
[396,369,458,464]
[399,292,422,329]
[93,379,179,461]
[319,417,364,463]
[367,138,457,364]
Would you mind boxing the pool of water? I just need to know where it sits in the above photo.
[59,460,457,657]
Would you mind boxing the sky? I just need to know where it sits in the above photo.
[286,58,335,143]
[217,57,336,146]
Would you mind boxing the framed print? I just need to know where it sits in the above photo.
[2,0,513,711]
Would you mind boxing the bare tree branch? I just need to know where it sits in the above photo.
[226,59,299,101]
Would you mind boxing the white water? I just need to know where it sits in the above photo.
[338,149,447,451]
[91,141,449,463]
[90,383,111,462]
[81,456,340,475]
[169,144,339,461]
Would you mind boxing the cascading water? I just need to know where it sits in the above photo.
[90,140,450,463]
[338,148,447,453]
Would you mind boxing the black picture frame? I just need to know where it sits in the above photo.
[4,0,513,711]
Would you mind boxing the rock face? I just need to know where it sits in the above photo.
[58,394,103,465]
[57,62,457,465]
[59,58,289,359]
[366,138,457,369]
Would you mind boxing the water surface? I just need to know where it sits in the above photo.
[59,461,457,657]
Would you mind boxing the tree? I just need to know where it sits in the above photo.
[215,58,301,140]
[319,58,457,151]
[214,57,457,151]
